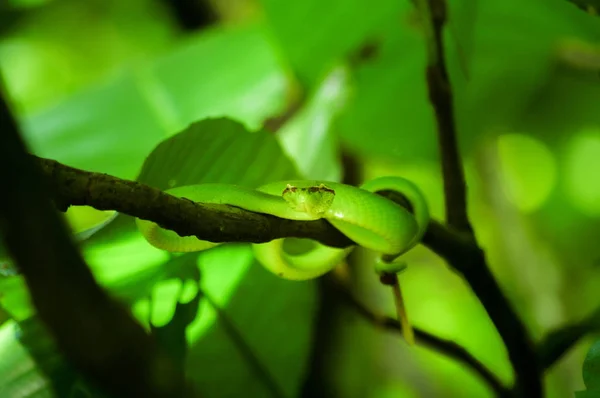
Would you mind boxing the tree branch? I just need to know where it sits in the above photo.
[159,0,218,31]
[34,155,354,249]
[419,0,471,234]
[29,156,488,277]
[538,308,600,371]
[25,154,543,397]
[414,0,542,396]
[565,0,599,14]
[324,275,511,397]
[0,87,193,397]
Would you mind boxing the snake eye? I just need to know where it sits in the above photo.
[283,184,297,195]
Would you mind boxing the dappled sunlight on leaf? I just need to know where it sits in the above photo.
[151,279,184,327]
[185,245,254,343]
[0,277,33,322]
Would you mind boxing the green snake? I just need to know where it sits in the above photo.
[136,177,429,281]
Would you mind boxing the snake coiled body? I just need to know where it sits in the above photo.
[136,177,429,280]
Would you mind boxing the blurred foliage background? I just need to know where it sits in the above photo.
[1,0,600,397]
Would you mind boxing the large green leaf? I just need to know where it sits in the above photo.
[576,339,600,397]
[188,250,317,398]
[19,23,288,181]
[147,24,288,134]
[21,71,166,180]
[583,339,600,390]
[259,0,402,85]
[136,117,298,188]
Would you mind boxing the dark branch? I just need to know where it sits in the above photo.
[27,155,541,397]
[421,0,471,234]
[33,156,492,277]
[324,275,511,397]
[538,308,600,371]
[416,0,542,396]
[565,0,599,14]
[34,156,354,249]
[159,0,218,31]
[0,87,192,397]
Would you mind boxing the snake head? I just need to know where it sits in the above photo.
[282,183,335,218]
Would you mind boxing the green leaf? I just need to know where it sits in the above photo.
[277,66,349,181]
[88,116,296,248]
[260,0,402,85]
[0,277,33,321]
[137,117,299,189]
[583,339,600,390]
[187,251,318,398]
[0,320,54,398]
[86,117,300,247]
[575,390,600,397]
[146,24,288,134]
[21,70,167,180]
[335,19,437,160]
[19,23,288,182]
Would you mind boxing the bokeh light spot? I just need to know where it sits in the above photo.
[564,131,600,216]
[497,134,556,212]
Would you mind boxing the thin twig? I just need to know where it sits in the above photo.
[379,272,415,345]
[324,275,511,397]
[202,290,286,398]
